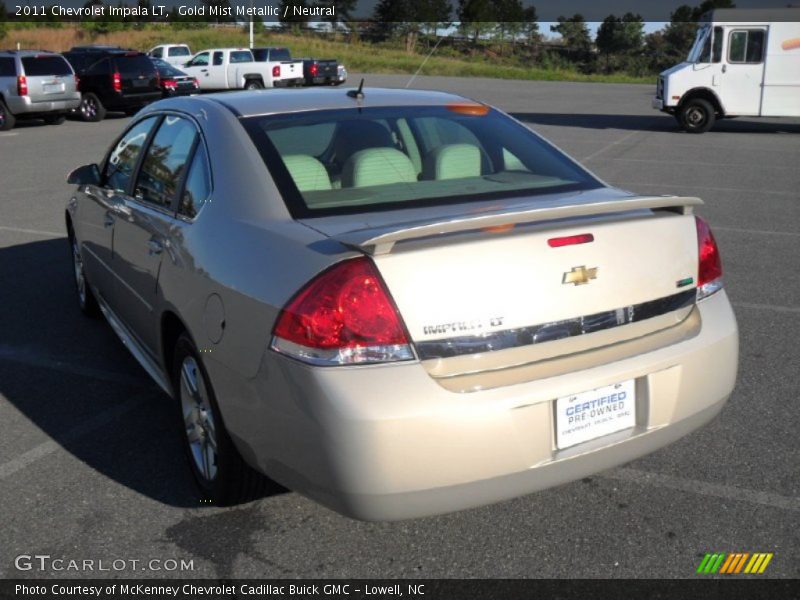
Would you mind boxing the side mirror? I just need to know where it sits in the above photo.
[67,163,101,186]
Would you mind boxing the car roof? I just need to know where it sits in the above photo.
[204,87,478,118]
[0,49,60,57]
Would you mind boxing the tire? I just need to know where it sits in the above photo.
[79,93,106,122]
[244,79,263,90]
[69,229,100,317]
[44,113,66,125]
[0,99,15,131]
[173,333,275,505]
[680,98,716,134]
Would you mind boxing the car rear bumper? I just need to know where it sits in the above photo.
[214,290,738,521]
[104,91,162,110]
[6,93,80,115]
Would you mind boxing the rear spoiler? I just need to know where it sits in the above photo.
[334,196,703,255]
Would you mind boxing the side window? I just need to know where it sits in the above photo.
[213,51,223,66]
[179,143,212,219]
[729,30,765,64]
[104,116,159,193]
[86,58,110,76]
[151,48,163,58]
[135,116,198,209]
[712,27,723,63]
[189,53,208,67]
[0,57,15,77]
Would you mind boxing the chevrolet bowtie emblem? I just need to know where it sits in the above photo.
[562,265,598,286]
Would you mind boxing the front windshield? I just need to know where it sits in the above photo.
[687,25,710,62]
[242,105,602,218]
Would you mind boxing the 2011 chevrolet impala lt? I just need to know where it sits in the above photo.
[65,87,738,520]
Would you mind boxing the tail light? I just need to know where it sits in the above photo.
[112,71,122,92]
[74,74,80,90]
[162,78,177,90]
[695,216,723,300]
[272,65,281,78]
[310,63,318,77]
[271,257,414,366]
[17,75,28,96]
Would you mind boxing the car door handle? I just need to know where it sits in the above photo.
[104,213,115,228]
[147,239,163,256]
[722,64,727,74]
[200,69,208,73]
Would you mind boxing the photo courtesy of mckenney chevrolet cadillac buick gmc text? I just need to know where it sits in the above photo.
[64,86,738,520]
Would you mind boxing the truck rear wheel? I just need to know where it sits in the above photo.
[244,79,263,90]
[680,98,715,134]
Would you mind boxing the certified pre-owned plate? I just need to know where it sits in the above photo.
[556,379,636,449]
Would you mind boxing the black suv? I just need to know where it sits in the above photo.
[62,47,160,121]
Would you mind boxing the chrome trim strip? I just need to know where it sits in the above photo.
[415,289,697,361]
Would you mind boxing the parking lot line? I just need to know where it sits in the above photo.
[0,225,63,238]
[0,393,148,481]
[733,302,800,314]
[580,130,641,162]
[0,344,154,389]
[715,226,800,237]
[603,467,800,512]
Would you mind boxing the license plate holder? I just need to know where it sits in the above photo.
[555,379,636,449]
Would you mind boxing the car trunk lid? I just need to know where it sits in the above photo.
[302,193,703,387]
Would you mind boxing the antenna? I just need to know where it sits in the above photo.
[406,35,445,89]
[347,78,365,99]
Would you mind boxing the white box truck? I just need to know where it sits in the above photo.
[653,8,800,132]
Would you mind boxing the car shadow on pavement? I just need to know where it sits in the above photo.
[0,237,283,508]
[510,112,800,134]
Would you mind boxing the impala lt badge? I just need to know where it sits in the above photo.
[563,265,598,286]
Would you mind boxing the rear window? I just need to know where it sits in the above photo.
[242,106,601,218]
[21,56,72,76]
[168,46,190,57]
[230,51,253,64]
[0,57,15,77]
[270,48,291,61]
[114,55,156,77]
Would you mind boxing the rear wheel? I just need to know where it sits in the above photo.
[173,333,275,505]
[79,93,106,122]
[0,99,15,131]
[69,230,100,317]
[680,98,715,134]
[44,113,66,125]
[244,79,263,90]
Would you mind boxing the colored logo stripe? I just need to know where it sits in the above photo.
[697,552,773,574]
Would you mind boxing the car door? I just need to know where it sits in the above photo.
[110,114,200,355]
[721,27,767,116]
[182,52,210,88]
[209,51,226,89]
[75,115,160,306]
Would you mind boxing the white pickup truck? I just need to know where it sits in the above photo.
[181,48,281,90]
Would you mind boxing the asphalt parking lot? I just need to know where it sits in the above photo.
[1,75,798,579]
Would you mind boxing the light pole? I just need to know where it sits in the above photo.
[249,0,254,48]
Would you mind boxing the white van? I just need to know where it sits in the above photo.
[653,9,800,132]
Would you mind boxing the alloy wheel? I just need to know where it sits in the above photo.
[180,356,218,482]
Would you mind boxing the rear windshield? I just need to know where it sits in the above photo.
[21,56,72,76]
[115,55,157,76]
[154,60,185,77]
[168,46,190,57]
[230,51,253,64]
[242,106,601,218]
